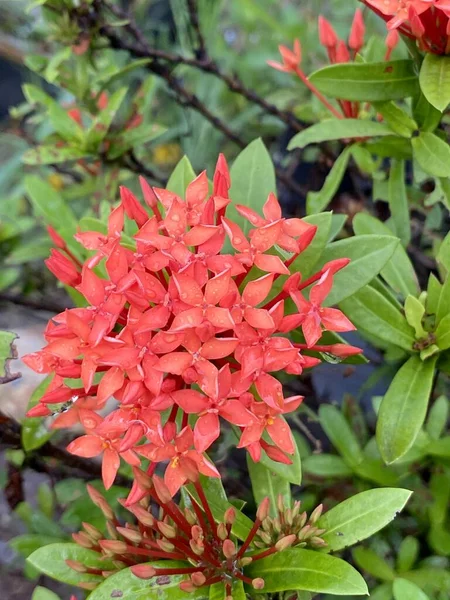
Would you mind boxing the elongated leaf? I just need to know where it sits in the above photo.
[309,60,419,102]
[366,136,412,159]
[87,562,208,600]
[427,436,450,457]
[303,454,352,479]
[32,587,60,600]
[247,455,291,515]
[372,102,417,138]
[377,355,438,464]
[48,102,84,142]
[436,313,450,350]
[437,231,450,272]
[9,534,63,558]
[244,548,368,595]
[23,146,92,165]
[403,568,450,593]
[85,87,128,149]
[435,275,450,324]
[413,92,441,132]
[352,547,395,581]
[25,176,77,230]
[388,160,411,247]
[107,123,166,159]
[419,53,450,111]
[425,395,449,440]
[340,285,415,352]
[288,120,393,150]
[28,543,114,587]
[318,405,363,468]
[317,235,399,306]
[306,147,352,215]
[166,156,197,197]
[397,536,420,573]
[318,488,411,552]
[353,213,417,296]
[412,132,450,178]
[393,578,430,600]
[228,138,276,236]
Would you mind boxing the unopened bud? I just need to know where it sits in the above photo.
[277,494,284,514]
[99,539,128,554]
[222,539,236,559]
[191,572,206,587]
[82,522,103,541]
[217,523,228,541]
[310,537,327,547]
[116,526,142,544]
[158,521,177,538]
[275,534,297,551]
[86,484,114,521]
[239,557,253,567]
[131,564,156,579]
[190,539,205,556]
[309,504,323,524]
[180,581,196,592]
[292,501,301,519]
[258,531,272,545]
[132,467,153,490]
[66,559,87,573]
[106,521,119,540]
[285,508,293,527]
[157,539,175,552]
[72,532,93,549]
[256,497,271,522]
[131,505,155,528]
[297,525,312,541]
[272,517,282,534]
[224,506,236,525]
[252,578,265,590]
[191,525,204,541]
[298,512,308,528]
[184,508,197,525]
[153,476,172,504]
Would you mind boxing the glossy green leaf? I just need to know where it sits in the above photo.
[166,156,197,197]
[318,405,363,468]
[22,376,53,451]
[32,587,60,600]
[369,583,395,600]
[27,543,115,587]
[397,536,420,573]
[436,276,450,324]
[306,147,352,215]
[427,436,450,457]
[247,455,291,515]
[366,136,412,160]
[352,459,399,487]
[413,92,442,131]
[245,548,368,595]
[317,235,399,305]
[341,285,415,351]
[329,214,348,241]
[288,120,393,150]
[435,313,450,350]
[388,160,411,247]
[107,123,166,159]
[318,488,411,552]
[405,295,427,338]
[309,60,419,101]
[303,454,352,479]
[437,231,450,272]
[412,132,450,178]
[47,102,84,142]
[377,355,438,464]
[22,146,92,165]
[352,547,395,581]
[9,534,63,558]
[352,213,418,297]
[85,87,127,149]
[425,396,449,440]
[372,102,417,138]
[228,138,276,236]
[419,53,450,111]
[403,568,450,593]
[25,176,77,230]
[87,562,208,600]
[393,578,430,600]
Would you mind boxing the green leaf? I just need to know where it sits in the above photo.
[244,548,368,595]
[318,405,363,468]
[48,102,84,142]
[372,102,417,138]
[437,231,450,272]
[166,156,197,197]
[317,235,399,306]
[87,562,208,600]
[340,285,415,352]
[0,268,20,291]
[436,314,450,350]
[425,395,449,440]
[22,376,54,451]
[303,454,352,479]
[419,53,450,111]
[258,419,302,484]
[25,176,77,230]
[435,275,450,324]
[186,476,253,540]
[329,214,348,241]
[247,455,291,516]
[6,238,51,265]
[309,60,419,102]
[366,136,412,160]
[22,146,92,165]
[412,132,450,178]
[306,147,352,215]
[369,583,395,600]
[413,92,442,132]
[318,488,411,552]
[9,534,63,558]
[377,355,438,464]
[32,587,61,600]
[107,123,166,159]
[352,213,418,297]
[403,568,450,594]
[0,330,19,384]
[228,138,276,236]
[288,120,393,150]
[27,543,114,587]
[405,295,427,338]
[393,578,430,600]
[352,547,395,581]
[388,160,411,247]
[426,436,450,457]
[85,87,127,150]
[397,536,420,573]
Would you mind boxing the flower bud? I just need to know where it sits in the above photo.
[256,497,271,522]
[224,506,236,525]
[239,556,253,567]
[252,578,265,590]
[153,475,172,504]
[99,539,128,554]
[66,559,87,573]
[180,581,196,592]
[222,539,236,559]
[131,565,156,579]
[184,508,197,525]
[86,485,114,521]
[72,532,93,549]
[157,539,175,552]
[82,522,103,541]
[158,521,177,538]
[191,572,206,587]
[309,504,323,524]
[318,16,338,48]
[106,521,119,540]
[130,505,155,528]
[116,526,142,544]
[217,523,228,541]
[275,534,297,551]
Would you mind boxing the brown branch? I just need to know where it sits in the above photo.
[186,0,207,60]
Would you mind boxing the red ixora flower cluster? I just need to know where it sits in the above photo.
[268,9,400,119]
[24,155,359,497]
[363,0,450,54]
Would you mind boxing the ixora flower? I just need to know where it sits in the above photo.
[268,9,400,118]
[68,480,327,593]
[363,0,450,54]
[24,154,360,495]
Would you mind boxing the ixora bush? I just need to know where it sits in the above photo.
[18,147,413,599]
